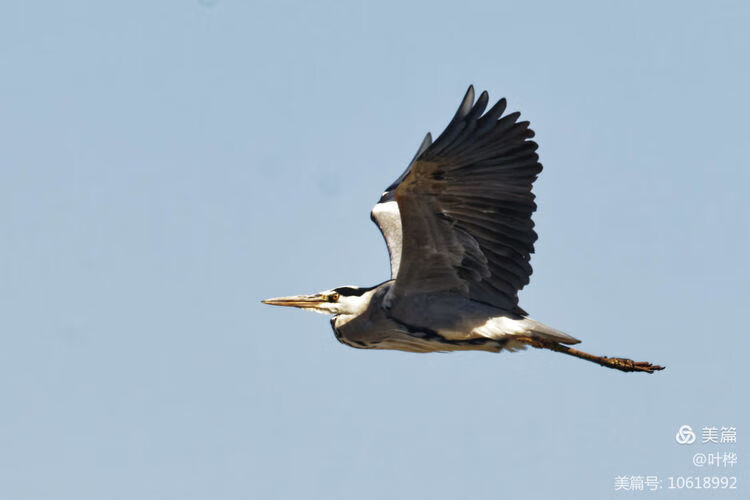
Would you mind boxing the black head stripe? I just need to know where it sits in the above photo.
[333,281,389,297]
[333,286,369,297]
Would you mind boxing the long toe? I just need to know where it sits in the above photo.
[604,357,665,373]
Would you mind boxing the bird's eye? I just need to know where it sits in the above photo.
[328,293,340,302]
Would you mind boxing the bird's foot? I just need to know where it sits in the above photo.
[597,356,665,374]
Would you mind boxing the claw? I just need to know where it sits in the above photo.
[602,357,665,373]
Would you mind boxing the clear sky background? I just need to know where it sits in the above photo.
[1,1,748,499]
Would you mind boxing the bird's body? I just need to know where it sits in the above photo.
[329,281,576,353]
[264,86,664,373]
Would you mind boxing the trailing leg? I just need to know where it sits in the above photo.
[517,337,665,374]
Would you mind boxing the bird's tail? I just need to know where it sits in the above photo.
[517,318,580,345]
[476,315,580,351]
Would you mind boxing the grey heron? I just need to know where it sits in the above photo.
[264,86,664,373]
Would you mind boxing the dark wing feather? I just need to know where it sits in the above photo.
[388,86,541,312]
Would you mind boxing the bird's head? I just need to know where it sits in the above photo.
[262,286,374,316]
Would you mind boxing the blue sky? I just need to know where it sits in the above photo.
[1,1,748,498]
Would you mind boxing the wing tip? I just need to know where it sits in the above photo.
[455,85,475,120]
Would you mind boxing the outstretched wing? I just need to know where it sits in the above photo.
[370,132,432,278]
[388,86,542,312]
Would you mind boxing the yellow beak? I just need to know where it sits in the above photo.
[262,294,328,308]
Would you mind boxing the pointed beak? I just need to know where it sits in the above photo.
[262,294,328,309]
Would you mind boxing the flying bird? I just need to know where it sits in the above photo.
[264,86,664,373]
